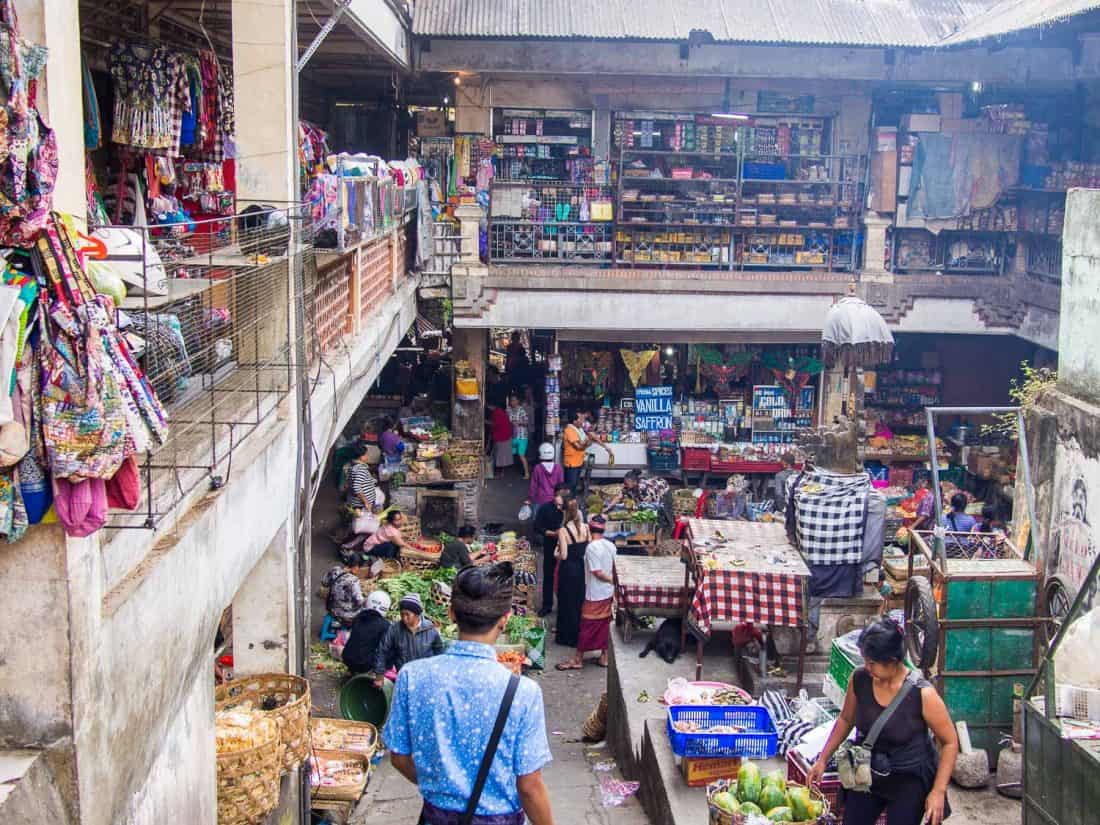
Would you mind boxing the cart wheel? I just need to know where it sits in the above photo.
[1043,576,1075,647]
[904,576,939,671]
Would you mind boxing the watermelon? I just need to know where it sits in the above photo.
[711,791,738,814]
[763,769,787,792]
[737,762,762,804]
[787,786,813,821]
[738,802,763,817]
[766,806,794,822]
[758,783,787,814]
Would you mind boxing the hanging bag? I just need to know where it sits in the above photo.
[835,671,918,792]
[0,0,57,247]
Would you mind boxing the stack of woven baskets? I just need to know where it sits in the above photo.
[215,673,311,824]
[672,488,700,518]
[441,439,481,480]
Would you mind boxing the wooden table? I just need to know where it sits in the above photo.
[683,518,811,687]
[612,553,694,643]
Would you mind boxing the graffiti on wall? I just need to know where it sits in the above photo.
[1048,439,1100,607]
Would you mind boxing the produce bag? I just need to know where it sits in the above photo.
[522,625,546,670]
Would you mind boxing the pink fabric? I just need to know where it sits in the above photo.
[363,523,401,549]
[52,477,107,537]
[528,462,564,506]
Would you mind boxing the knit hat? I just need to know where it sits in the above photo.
[398,593,424,615]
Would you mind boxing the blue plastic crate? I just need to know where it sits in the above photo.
[666,705,778,758]
[647,450,679,471]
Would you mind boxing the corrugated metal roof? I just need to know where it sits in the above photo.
[411,0,998,46]
[940,0,1100,44]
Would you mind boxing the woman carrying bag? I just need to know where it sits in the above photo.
[807,618,958,825]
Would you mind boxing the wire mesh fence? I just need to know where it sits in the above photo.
[91,204,310,529]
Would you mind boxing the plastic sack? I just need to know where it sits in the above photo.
[523,626,547,670]
[353,511,380,535]
[518,502,532,521]
[1055,605,1100,689]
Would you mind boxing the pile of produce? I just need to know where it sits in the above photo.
[496,649,525,674]
[311,719,377,754]
[709,762,824,823]
[373,569,458,631]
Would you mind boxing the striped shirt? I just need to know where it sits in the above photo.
[346,462,377,508]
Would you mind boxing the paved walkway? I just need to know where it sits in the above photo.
[350,641,650,825]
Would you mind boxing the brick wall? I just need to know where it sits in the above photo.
[359,232,395,326]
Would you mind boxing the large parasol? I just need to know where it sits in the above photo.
[821,286,895,370]
[821,285,894,418]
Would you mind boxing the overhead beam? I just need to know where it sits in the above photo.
[317,0,409,70]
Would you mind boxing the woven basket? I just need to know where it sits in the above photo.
[447,439,481,457]
[399,515,422,543]
[402,557,437,572]
[310,748,371,803]
[217,731,284,825]
[216,674,311,772]
[706,779,829,825]
[442,454,480,480]
[309,718,379,758]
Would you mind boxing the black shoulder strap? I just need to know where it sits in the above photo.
[865,671,918,750]
[461,674,521,825]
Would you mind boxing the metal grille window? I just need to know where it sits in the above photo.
[489,181,615,263]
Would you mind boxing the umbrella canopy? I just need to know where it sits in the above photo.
[821,294,895,369]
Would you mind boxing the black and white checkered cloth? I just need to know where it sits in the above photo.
[790,468,870,566]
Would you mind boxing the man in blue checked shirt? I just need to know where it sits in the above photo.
[384,562,555,825]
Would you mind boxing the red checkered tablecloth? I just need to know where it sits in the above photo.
[614,556,689,613]
[685,518,809,636]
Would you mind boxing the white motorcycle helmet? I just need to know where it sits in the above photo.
[538,443,555,461]
[366,590,392,616]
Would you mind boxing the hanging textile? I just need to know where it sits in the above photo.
[81,54,101,150]
[696,347,754,394]
[619,349,658,389]
[0,0,57,247]
[108,41,190,152]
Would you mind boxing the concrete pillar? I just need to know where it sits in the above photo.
[231,0,296,204]
[451,328,487,443]
[861,214,893,279]
[231,524,295,675]
[15,0,84,218]
[455,203,482,265]
[1057,189,1100,404]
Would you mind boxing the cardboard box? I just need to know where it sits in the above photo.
[902,113,941,133]
[416,110,448,137]
[681,756,742,787]
[937,92,964,120]
[874,126,898,152]
[941,118,988,134]
[869,151,897,212]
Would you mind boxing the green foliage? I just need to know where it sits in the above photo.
[983,361,1057,439]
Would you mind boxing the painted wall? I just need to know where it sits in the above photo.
[1059,189,1100,405]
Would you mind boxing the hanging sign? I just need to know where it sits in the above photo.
[634,386,673,431]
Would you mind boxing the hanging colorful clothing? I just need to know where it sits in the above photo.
[108,42,190,152]
[82,55,101,150]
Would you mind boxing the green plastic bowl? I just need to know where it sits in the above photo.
[339,674,391,726]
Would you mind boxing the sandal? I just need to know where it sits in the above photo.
[555,661,582,671]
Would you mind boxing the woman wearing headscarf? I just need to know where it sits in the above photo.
[342,590,393,675]
[554,496,590,668]
[372,593,444,684]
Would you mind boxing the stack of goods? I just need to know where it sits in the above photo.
[707,762,827,823]
[310,750,370,802]
[647,430,679,471]
[982,104,1031,136]
[544,369,560,437]
[215,707,283,825]
[592,407,642,443]
[310,718,378,758]
[371,568,459,638]
[1036,161,1100,191]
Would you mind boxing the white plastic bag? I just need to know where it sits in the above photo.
[353,512,380,536]
[518,503,533,521]
[1055,605,1100,690]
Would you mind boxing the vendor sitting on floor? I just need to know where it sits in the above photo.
[372,594,444,685]
[361,510,413,559]
[607,469,669,508]
[439,525,486,569]
[321,556,368,626]
[342,590,392,675]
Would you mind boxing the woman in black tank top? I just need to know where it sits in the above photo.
[807,619,959,825]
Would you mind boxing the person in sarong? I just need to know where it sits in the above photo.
[560,515,616,669]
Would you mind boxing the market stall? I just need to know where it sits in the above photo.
[683,518,811,687]
[612,554,693,642]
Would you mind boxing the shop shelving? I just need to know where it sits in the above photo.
[614,141,865,272]
[891,228,1007,275]
[488,180,615,263]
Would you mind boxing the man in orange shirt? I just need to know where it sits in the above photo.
[562,410,612,493]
